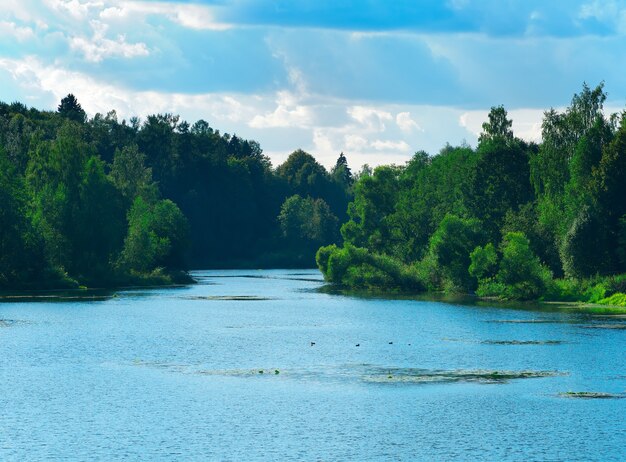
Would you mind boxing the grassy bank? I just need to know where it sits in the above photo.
[316,244,626,314]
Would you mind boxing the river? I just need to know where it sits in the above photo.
[0,269,624,461]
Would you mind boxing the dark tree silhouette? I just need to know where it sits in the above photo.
[57,94,86,123]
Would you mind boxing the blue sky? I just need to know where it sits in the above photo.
[1,0,626,168]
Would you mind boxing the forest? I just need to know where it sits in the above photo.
[317,83,626,305]
[0,94,351,289]
[2,83,626,306]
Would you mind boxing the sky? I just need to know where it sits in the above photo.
[1,0,626,169]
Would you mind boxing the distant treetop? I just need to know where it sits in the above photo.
[57,94,86,124]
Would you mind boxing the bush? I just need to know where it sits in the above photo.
[316,244,337,276]
[469,243,498,281]
[317,244,425,291]
[427,214,485,291]
[598,292,626,306]
[472,232,553,300]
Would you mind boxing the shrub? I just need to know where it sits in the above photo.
[469,243,498,281]
[316,244,337,277]
[497,232,552,300]
[317,244,425,291]
[427,214,485,291]
[598,293,626,306]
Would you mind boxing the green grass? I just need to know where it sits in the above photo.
[597,292,626,307]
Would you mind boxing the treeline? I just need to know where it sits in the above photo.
[0,95,351,289]
[318,83,626,303]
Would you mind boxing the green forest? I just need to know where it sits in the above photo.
[2,83,626,307]
[0,94,351,289]
[317,83,626,307]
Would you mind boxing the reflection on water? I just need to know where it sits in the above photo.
[0,269,624,461]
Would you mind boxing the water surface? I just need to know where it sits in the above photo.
[1,270,624,461]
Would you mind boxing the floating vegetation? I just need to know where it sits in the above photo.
[362,367,565,384]
[132,361,286,378]
[443,337,565,345]
[132,361,565,386]
[558,391,625,399]
[181,295,275,301]
[579,324,626,330]
[131,359,188,373]
[486,319,563,324]
[0,319,34,327]
[481,340,565,345]
[197,368,284,378]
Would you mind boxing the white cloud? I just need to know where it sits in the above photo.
[45,0,105,20]
[0,21,35,41]
[344,134,368,151]
[578,1,626,33]
[0,56,586,172]
[99,1,231,30]
[371,139,411,151]
[0,56,249,122]
[396,111,423,133]
[69,19,149,62]
[348,106,393,131]
[249,104,312,128]
[249,90,313,128]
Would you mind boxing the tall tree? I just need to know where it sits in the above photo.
[57,94,86,124]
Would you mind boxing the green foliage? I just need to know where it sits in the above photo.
[331,152,353,188]
[531,83,615,276]
[119,197,189,272]
[278,195,338,244]
[479,105,513,143]
[275,149,349,223]
[319,244,424,291]
[427,214,485,292]
[110,144,155,202]
[597,293,626,307]
[7,84,626,296]
[315,244,337,276]
[467,136,533,239]
[72,156,125,278]
[469,243,498,281]
[57,94,86,124]
[341,165,401,253]
[494,232,553,300]
[0,147,46,286]
[389,147,475,262]
[559,205,609,278]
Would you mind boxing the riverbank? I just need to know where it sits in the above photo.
[318,284,626,315]
[0,269,195,298]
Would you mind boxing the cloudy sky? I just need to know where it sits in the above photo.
[2,0,626,169]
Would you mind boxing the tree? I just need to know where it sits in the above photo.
[110,144,155,202]
[466,137,533,239]
[469,243,498,282]
[119,197,189,272]
[479,105,513,142]
[276,149,331,198]
[496,232,552,300]
[331,152,353,187]
[278,195,339,246]
[341,165,401,254]
[276,149,348,220]
[57,94,86,124]
[426,214,485,291]
[0,147,45,286]
[72,156,125,278]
